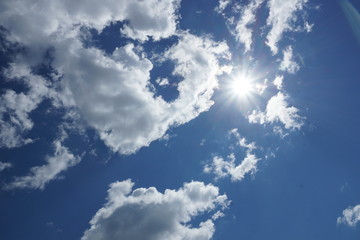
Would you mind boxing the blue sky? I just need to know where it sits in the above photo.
[0,0,360,239]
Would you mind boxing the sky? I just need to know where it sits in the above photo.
[0,0,360,239]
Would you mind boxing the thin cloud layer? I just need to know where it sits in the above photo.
[0,162,12,172]
[82,180,229,240]
[337,204,360,227]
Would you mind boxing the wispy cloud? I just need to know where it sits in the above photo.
[266,0,309,54]
[234,0,264,52]
[0,162,12,172]
[4,137,81,190]
[279,46,300,74]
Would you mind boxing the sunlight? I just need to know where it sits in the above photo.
[230,72,255,98]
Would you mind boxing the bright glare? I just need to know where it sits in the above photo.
[230,75,254,97]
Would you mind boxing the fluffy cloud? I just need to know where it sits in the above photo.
[266,0,308,54]
[337,204,360,227]
[273,75,284,90]
[0,0,180,149]
[205,153,260,182]
[82,180,229,240]
[4,139,81,190]
[204,129,260,181]
[156,77,170,86]
[0,0,230,155]
[55,33,229,154]
[234,0,264,52]
[0,162,12,172]
[279,46,300,74]
[0,0,180,45]
[0,64,50,148]
[248,92,304,130]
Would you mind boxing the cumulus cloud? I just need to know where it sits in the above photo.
[0,0,230,155]
[0,63,51,148]
[273,75,284,90]
[0,0,180,45]
[234,0,264,52]
[248,92,304,130]
[0,162,12,172]
[204,129,260,182]
[4,138,81,190]
[266,0,308,54]
[279,46,300,73]
[82,179,229,240]
[337,204,360,227]
[56,33,229,154]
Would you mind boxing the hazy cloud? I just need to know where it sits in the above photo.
[0,162,12,172]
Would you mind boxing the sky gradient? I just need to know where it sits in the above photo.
[0,0,360,239]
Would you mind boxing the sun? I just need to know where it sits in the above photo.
[229,73,255,98]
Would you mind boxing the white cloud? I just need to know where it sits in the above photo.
[119,0,181,41]
[337,204,360,227]
[0,64,50,148]
[255,78,268,95]
[205,130,260,182]
[205,153,260,182]
[4,139,81,190]
[55,33,229,154]
[266,0,308,54]
[156,77,170,86]
[215,0,231,14]
[1,0,182,148]
[248,92,304,130]
[228,128,257,152]
[234,0,264,52]
[82,180,229,240]
[0,0,180,45]
[279,46,300,74]
[0,0,230,155]
[273,75,284,90]
[0,162,12,172]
